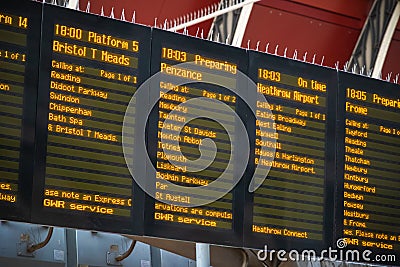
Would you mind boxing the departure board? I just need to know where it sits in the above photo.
[337,72,400,262]
[3,2,400,254]
[31,5,150,234]
[0,0,40,221]
[244,51,336,250]
[144,29,248,246]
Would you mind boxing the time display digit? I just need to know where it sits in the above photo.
[346,88,367,101]
[162,47,187,62]
[258,68,281,82]
[54,24,83,40]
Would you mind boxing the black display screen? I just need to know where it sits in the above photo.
[143,29,248,246]
[337,72,400,264]
[0,0,41,221]
[31,4,150,234]
[243,51,336,251]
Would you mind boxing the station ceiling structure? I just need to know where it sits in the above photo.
[75,0,400,80]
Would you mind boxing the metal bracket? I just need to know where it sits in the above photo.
[106,245,122,266]
[106,251,123,266]
[16,241,34,258]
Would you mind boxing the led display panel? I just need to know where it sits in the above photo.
[31,5,150,234]
[0,0,41,221]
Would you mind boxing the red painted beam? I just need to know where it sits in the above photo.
[242,0,373,68]
[383,20,400,78]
